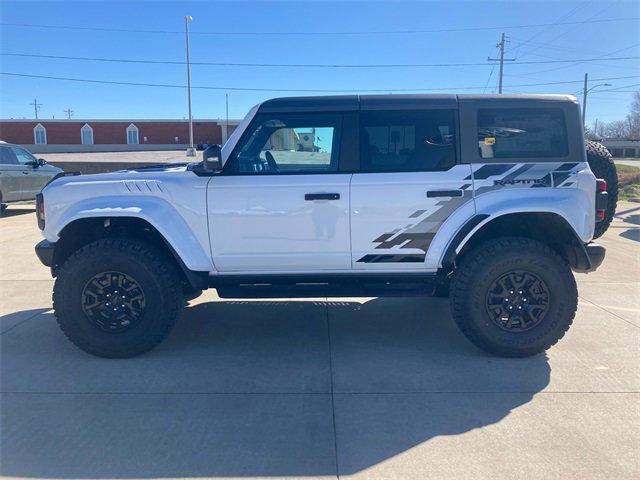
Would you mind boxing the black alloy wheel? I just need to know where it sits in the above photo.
[485,270,550,332]
[81,271,146,332]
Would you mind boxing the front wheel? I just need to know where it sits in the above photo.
[53,238,184,358]
[450,237,577,357]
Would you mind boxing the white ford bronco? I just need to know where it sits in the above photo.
[34,94,614,358]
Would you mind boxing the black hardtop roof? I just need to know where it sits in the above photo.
[257,93,577,113]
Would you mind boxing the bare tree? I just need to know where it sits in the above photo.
[626,91,640,139]
[590,90,640,140]
[602,120,630,139]
[587,119,608,140]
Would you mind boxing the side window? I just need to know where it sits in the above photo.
[10,146,36,165]
[360,110,456,172]
[0,146,19,165]
[227,113,341,174]
[478,108,568,159]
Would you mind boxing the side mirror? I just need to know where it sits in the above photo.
[202,144,223,172]
[38,158,47,166]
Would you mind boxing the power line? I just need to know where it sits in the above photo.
[509,36,638,58]
[1,52,638,68]
[517,1,618,60]
[512,1,591,56]
[503,43,640,79]
[482,47,499,94]
[0,17,637,36]
[2,71,638,93]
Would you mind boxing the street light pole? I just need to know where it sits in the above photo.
[582,73,588,127]
[185,15,196,157]
[581,73,612,128]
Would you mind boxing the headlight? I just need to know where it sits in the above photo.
[36,193,45,230]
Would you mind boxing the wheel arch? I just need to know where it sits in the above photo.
[45,195,214,272]
[442,211,593,273]
[52,216,209,290]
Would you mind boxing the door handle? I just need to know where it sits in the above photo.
[22,171,30,175]
[426,189,463,198]
[305,193,340,201]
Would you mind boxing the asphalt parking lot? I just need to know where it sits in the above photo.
[1,202,638,479]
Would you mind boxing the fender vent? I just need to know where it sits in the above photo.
[122,180,167,194]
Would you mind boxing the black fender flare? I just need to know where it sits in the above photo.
[441,212,594,272]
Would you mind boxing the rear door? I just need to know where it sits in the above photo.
[208,111,354,272]
[350,104,474,270]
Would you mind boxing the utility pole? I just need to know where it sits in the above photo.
[29,98,42,119]
[225,93,229,142]
[185,15,196,157]
[488,33,516,94]
[64,108,74,119]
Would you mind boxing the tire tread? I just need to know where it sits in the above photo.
[450,236,578,357]
[53,237,183,358]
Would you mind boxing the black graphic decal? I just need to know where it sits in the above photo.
[467,163,516,180]
[357,254,426,263]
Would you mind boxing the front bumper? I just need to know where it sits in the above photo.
[35,239,55,267]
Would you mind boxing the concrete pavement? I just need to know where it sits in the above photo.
[0,203,638,479]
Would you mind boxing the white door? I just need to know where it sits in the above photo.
[208,112,351,272]
[351,109,474,270]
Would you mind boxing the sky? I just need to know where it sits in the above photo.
[0,0,638,128]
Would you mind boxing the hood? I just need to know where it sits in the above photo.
[43,163,193,191]
[118,162,190,173]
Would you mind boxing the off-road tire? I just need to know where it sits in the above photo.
[586,140,617,239]
[450,237,577,357]
[53,237,184,358]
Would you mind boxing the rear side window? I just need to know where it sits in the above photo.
[0,146,19,165]
[360,110,456,172]
[478,108,568,159]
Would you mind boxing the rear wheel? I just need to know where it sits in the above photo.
[53,237,184,358]
[586,140,617,239]
[450,237,577,357]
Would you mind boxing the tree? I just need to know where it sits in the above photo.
[626,91,640,139]
[602,120,629,139]
[591,90,640,140]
